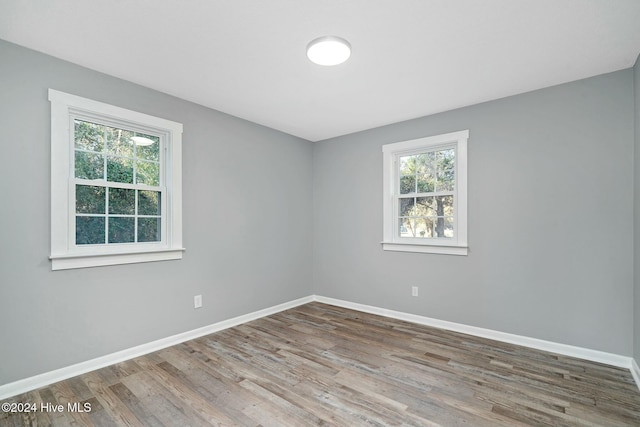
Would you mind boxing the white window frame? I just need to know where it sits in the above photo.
[382,130,468,255]
[49,89,184,270]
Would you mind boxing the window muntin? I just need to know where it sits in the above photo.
[382,130,468,255]
[49,89,184,270]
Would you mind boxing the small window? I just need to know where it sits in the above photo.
[49,89,184,270]
[382,130,468,255]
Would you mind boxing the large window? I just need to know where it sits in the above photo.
[49,89,184,270]
[382,130,468,255]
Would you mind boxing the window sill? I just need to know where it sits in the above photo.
[50,248,186,270]
[381,242,468,256]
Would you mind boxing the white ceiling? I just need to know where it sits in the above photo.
[1,1,639,142]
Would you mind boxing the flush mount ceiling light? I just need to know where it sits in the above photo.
[306,36,351,66]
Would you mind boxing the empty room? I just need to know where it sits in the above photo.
[2,1,640,426]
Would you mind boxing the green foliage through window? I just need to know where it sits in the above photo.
[398,149,455,238]
[74,120,160,184]
[74,120,162,246]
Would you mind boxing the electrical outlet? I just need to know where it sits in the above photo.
[194,294,202,308]
[411,286,419,297]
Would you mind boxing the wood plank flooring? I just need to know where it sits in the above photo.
[2,302,640,426]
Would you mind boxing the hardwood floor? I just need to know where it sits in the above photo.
[2,302,640,426]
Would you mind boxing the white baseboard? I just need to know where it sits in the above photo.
[0,295,313,400]
[631,359,640,390]
[313,296,636,372]
[2,293,638,400]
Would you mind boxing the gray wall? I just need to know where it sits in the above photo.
[634,55,640,365]
[0,39,313,384]
[313,69,635,356]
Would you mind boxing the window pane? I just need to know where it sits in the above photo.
[399,198,415,216]
[435,195,454,216]
[108,217,135,243]
[436,169,455,191]
[76,185,105,214]
[76,216,105,245]
[107,156,134,183]
[74,120,104,152]
[399,155,415,176]
[443,217,454,238]
[436,149,455,191]
[437,148,455,161]
[416,153,434,174]
[75,151,104,180]
[138,217,161,242]
[400,175,415,194]
[415,217,434,238]
[135,134,160,161]
[433,216,454,238]
[106,126,134,157]
[108,188,135,215]
[416,173,434,193]
[415,197,435,216]
[136,160,160,186]
[399,218,414,237]
[138,191,161,215]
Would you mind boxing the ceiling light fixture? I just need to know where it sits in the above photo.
[306,36,351,66]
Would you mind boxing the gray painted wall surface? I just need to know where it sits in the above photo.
[634,55,640,365]
[313,70,635,356]
[0,40,313,384]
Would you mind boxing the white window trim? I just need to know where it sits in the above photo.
[382,130,468,256]
[49,89,184,270]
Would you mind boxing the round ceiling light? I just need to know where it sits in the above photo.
[306,36,351,66]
